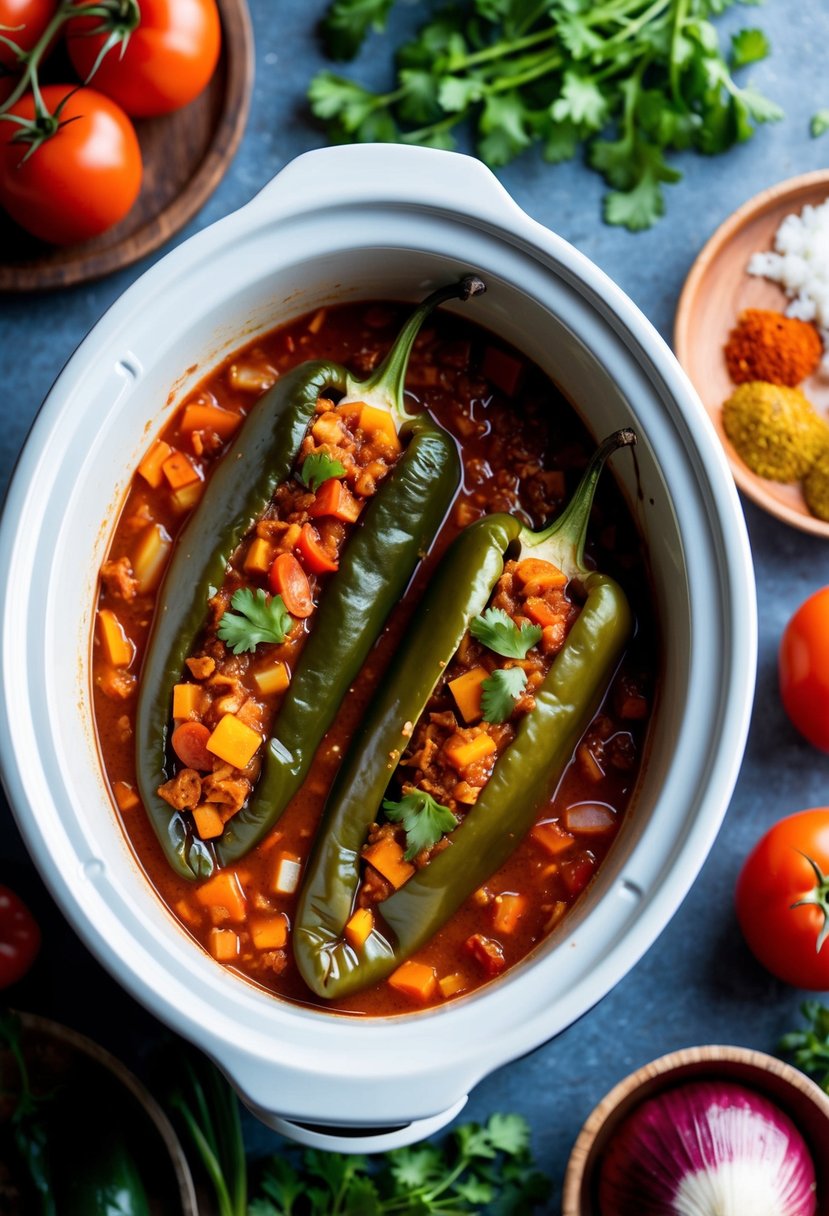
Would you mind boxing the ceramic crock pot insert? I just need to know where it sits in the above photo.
[0,146,755,1151]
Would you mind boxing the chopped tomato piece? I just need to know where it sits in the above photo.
[465,933,506,977]
[269,552,314,617]
[171,721,213,770]
[307,479,362,523]
[297,523,339,574]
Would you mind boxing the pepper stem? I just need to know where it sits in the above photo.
[519,428,636,580]
[791,851,829,953]
[342,275,486,425]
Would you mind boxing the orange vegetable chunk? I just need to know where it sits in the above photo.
[172,682,205,721]
[193,805,224,840]
[196,871,246,921]
[112,781,139,812]
[448,665,489,724]
[251,914,289,950]
[253,662,290,698]
[514,558,567,594]
[97,608,134,668]
[344,907,374,950]
[438,972,467,999]
[244,537,274,575]
[492,892,526,934]
[132,523,172,594]
[308,479,362,523]
[162,450,201,491]
[363,837,415,889]
[206,714,262,768]
[208,927,239,962]
[443,732,497,772]
[180,403,242,440]
[388,960,438,1003]
[531,820,575,857]
[357,403,402,452]
[137,439,173,488]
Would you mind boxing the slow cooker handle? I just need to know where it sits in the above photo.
[245,144,523,230]
[246,1095,469,1154]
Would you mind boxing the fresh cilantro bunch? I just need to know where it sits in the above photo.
[249,1112,549,1215]
[309,0,782,230]
[217,588,293,653]
[383,789,458,858]
[471,608,541,659]
[780,1001,829,1095]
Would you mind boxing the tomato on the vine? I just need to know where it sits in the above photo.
[0,0,55,70]
[0,884,40,988]
[735,808,829,990]
[779,586,829,753]
[0,84,141,244]
[66,0,221,118]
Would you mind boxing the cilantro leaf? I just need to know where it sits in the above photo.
[470,608,541,659]
[299,450,346,492]
[481,667,527,723]
[217,588,292,654]
[812,110,829,138]
[551,70,609,130]
[321,0,396,61]
[486,1112,530,1155]
[382,790,458,859]
[729,27,769,68]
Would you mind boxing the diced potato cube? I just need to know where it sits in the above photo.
[448,666,489,724]
[170,480,204,514]
[253,662,291,698]
[112,781,139,812]
[228,362,276,393]
[251,914,289,950]
[273,853,302,896]
[206,714,262,768]
[97,609,134,668]
[137,439,173,488]
[208,927,239,962]
[196,871,246,921]
[244,537,274,575]
[443,732,497,772]
[388,960,437,1003]
[492,892,526,934]
[172,683,205,721]
[363,838,415,890]
[531,820,575,857]
[162,450,201,490]
[344,907,374,950]
[132,523,172,594]
[193,805,225,840]
[438,973,467,999]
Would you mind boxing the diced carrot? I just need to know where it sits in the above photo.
[363,837,415,890]
[132,523,172,594]
[137,439,173,488]
[193,805,225,840]
[482,346,525,395]
[514,558,567,594]
[563,803,617,835]
[307,479,362,523]
[524,597,563,628]
[344,907,374,950]
[206,714,262,769]
[438,972,467,999]
[269,552,314,617]
[297,523,338,574]
[279,523,302,553]
[162,450,201,490]
[492,892,526,934]
[197,871,246,921]
[357,403,402,453]
[170,480,204,513]
[531,820,575,857]
[171,721,213,770]
[251,914,289,950]
[112,781,139,812]
[448,666,489,724]
[273,852,302,895]
[307,307,327,334]
[227,363,275,393]
[443,732,497,773]
[97,608,134,668]
[388,960,438,1003]
[244,537,274,575]
[208,927,240,961]
[577,742,604,783]
[172,682,205,721]
[253,662,290,698]
[180,403,242,439]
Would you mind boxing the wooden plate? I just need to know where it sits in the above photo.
[0,0,253,292]
[674,170,829,538]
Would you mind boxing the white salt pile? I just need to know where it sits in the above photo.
[748,197,829,372]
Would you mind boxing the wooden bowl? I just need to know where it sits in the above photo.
[562,1045,829,1216]
[0,1011,198,1214]
[674,170,829,538]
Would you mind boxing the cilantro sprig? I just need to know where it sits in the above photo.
[299,451,346,493]
[470,608,541,659]
[217,588,292,654]
[309,0,782,231]
[780,1002,829,1096]
[383,789,458,859]
[481,667,527,723]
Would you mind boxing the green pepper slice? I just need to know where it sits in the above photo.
[135,277,485,880]
[293,430,636,999]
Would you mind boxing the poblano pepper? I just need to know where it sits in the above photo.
[136,277,485,880]
[294,429,636,1000]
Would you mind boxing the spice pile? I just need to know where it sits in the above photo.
[721,201,829,520]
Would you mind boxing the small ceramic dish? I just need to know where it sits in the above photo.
[561,1044,829,1216]
[674,170,829,538]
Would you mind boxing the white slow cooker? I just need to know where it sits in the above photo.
[0,146,756,1151]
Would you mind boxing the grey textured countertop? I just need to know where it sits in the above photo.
[1,0,828,1209]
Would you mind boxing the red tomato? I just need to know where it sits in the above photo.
[0,85,141,244]
[0,0,55,69]
[66,0,221,118]
[269,553,314,618]
[735,808,829,990]
[0,885,40,988]
[779,587,829,752]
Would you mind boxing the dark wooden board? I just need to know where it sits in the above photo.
[0,0,253,292]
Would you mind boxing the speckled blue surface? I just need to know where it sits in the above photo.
[1,0,829,1209]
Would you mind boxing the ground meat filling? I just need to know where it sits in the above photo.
[156,397,402,837]
[356,557,580,908]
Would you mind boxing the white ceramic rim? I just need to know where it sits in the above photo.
[0,146,757,1147]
